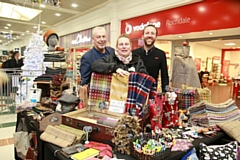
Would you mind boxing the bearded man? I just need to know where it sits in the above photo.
[132,24,169,92]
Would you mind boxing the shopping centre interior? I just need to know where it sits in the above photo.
[0,0,240,159]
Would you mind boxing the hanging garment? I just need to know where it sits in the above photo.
[171,56,201,88]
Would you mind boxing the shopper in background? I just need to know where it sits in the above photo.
[80,26,114,85]
[2,51,23,69]
[132,24,169,92]
[8,51,23,69]
[91,34,147,75]
[2,50,14,68]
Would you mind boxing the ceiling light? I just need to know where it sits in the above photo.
[13,38,16,40]
[4,26,8,29]
[26,30,29,33]
[3,35,6,38]
[40,4,45,8]
[16,36,19,38]
[33,26,38,28]
[55,13,61,16]
[21,33,24,35]
[71,3,78,7]
[10,30,13,32]
[7,24,11,26]
[179,35,182,38]
[41,21,46,24]
[224,43,236,46]
[209,32,213,35]
[237,47,240,48]
[0,2,42,21]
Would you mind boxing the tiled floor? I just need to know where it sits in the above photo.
[0,113,16,160]
[0,84,239,160]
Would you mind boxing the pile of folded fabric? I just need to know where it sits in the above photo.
[43,52,66,62]
[188,99,240,127]
[34,67,66,82]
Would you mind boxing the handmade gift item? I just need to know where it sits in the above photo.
[131,133,166,160]
[162,92,179,128]
[188,99,240,127]
[112,115,141,155]
[199,141,238,160]
[40,125,76,147]
[149,94,163,132]
[173,88,200,110]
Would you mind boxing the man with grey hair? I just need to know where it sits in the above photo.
[80,26,114,85]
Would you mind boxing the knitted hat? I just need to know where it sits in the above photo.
[43,30,59,46]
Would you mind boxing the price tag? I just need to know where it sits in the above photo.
[109,100,126,113]
[30,91,37,103]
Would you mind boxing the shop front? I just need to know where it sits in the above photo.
[59,23,111,80]
[120,0,240,83]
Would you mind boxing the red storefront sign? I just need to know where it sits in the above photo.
[121,0,240,39]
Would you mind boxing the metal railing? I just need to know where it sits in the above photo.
[0,68,43,114]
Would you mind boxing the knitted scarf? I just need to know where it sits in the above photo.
[115,51,132,64]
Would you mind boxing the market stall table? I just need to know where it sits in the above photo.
[42,130,228,160]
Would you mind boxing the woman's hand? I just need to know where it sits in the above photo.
[116,68,130,76]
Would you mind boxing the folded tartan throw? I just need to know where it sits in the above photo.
[88,72,156,115]
[126,72,156,116]
[188,99,240,127]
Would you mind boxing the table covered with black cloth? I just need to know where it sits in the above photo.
[42,131,229,160]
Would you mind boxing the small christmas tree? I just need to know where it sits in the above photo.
[17,28,47,103]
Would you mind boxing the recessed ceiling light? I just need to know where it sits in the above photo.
[26,30,29,33]
[55,13,61,16]
[7,24,11,26]
[41,21,46,24]
[3,35,6,38]
[21,33,25,35]
[209,32,213,35]
[4,26,8,29]
[224,43,236,46]
[10,30,13,32]
[16,36,19,38]
[13,38,16,40]
[40,4,45,8]
[71,3,78,7]
[179,35,182,38]
[33,26,38,28]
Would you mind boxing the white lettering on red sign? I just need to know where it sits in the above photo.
[166,17,191,26]
[72,34,91,45]
[125,21,161,34]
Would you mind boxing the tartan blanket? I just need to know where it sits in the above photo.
[173,88,200,110]
[88,73,112,109]
[126,72,157,116]
[182,85,211,102]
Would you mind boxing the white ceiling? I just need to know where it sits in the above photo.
[0,0,108,46]
[158,27,240,49]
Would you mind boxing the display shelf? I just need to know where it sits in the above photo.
[66,47,91,87]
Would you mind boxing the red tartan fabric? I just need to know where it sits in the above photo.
[173,88,200,110]
[126,72,156,116]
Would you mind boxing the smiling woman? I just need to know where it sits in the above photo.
[91,34,148,76]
